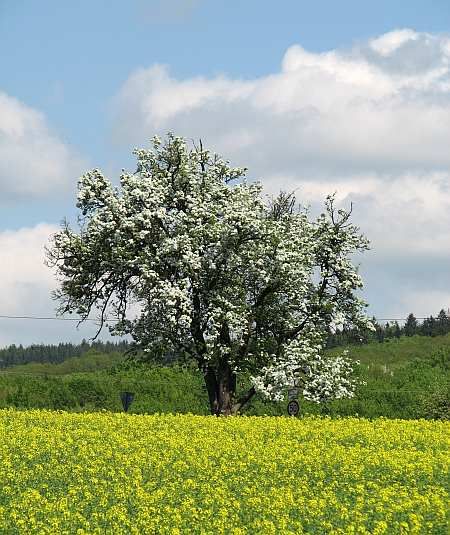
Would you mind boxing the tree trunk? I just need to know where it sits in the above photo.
[203,361,255,416]
[203,361,235,415]
[217,360,236,415]
[204,366,219,415]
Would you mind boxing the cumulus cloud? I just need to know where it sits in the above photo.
[0,92,84,201]
[110,28,450,319]
[112,29,450,175]
[0,223,58,314]
[0,224,115,347]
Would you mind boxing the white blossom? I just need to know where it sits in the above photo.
[47,133,372,411]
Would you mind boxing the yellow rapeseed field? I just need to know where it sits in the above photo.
[0,409,448,534]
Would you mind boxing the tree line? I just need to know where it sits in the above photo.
[2,308,449,368]
[327,309,450,347]
[2,308,449,369]
[0,340,130,368]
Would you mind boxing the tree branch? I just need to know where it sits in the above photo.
[232,386,256,414]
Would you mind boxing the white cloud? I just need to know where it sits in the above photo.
[110,29,450,319]
[0,223,58,314]
[0,224,115,347]
[369,29,419,57]
[0,92,84,201]
[113,29,450,176]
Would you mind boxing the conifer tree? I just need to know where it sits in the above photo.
[404,313,418,337]
[436,309,450,336]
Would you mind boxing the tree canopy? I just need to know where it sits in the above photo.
[46,133,373,415]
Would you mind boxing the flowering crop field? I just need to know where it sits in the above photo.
[0,410,448,534]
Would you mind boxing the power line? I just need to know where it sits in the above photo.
[0,314,119,323]
[0,313,438,322]
[369,318,429,321]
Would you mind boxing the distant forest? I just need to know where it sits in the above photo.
[327,309,450,348]
[1,309,449,368]
[0,340,130,369]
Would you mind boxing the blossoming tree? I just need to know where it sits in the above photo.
[47,133,373,415]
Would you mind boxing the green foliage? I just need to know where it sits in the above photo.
[1,350,125,375]
[0,340,129,368]
[0,361,209,415]
[327,309,450,349]
[239,353,448,419]
[327,332,450,369]
[0,336,448,420]
[420,388,450,420]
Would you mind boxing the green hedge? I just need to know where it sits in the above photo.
[0,348,448,419]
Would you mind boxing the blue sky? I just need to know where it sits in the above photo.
[1,1,450,345]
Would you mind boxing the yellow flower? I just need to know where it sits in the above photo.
[0,409,448,534]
